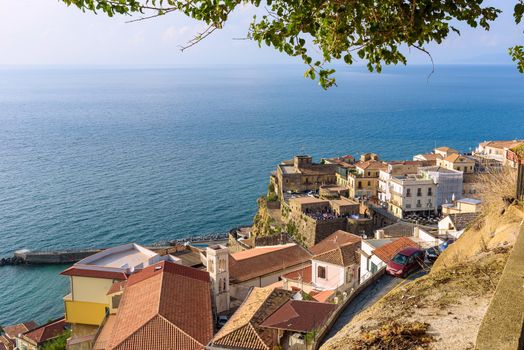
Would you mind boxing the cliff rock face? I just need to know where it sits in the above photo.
[251,197,283,237]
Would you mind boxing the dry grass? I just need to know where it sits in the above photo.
[475,167,517,216]
[351,321,434,350]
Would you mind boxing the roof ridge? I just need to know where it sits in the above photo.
[110,315,157,350]
[248,322,271,350]
[157,315,204,347]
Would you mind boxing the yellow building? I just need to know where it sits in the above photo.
[337,160,387,199]
[437,153,475,173]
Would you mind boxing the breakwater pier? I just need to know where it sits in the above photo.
[0,232,229,266]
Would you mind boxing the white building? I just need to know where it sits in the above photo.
[438,213,479,239]
[387,174,437,218]
[419,166,463,208]
[206,244,230,314]
[311,242,360,292]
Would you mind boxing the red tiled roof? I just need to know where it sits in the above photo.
[107,281,127,295]
[230,244,311,283]
[372,237,419,263]
[60,267,127,280]
[282,265,312,284]
[312,240,361,267]
[443,153,473,163]
[356,160,387,171]
[22,318,67,345]
[210,287,293,350]
[309,230,362,255]
[311,290,335,303]
[2,321,38,339]
[260,300,336,332]
[104,261,213,350]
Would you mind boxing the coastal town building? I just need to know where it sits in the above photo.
[437,153,476,173]
[60,243,181,349]
[311,238,361,292]
[208,287,293,350]
[434,146,459,158]
[92,261,214,350]
[260,300,336,349]
[438,213,480,239]
[0,322,38,350]
[442,197,482,215]
[321,154,355,168]
[206,245,230,314]
[285,195,371,246]
[387,174,437,218]
[337,160,387,199]
[413,153,442,163]
[275,155,337,197]
[474,140,524,167]
[15,318,68,350]
[418,166,463,208]
[226,243,311,300]
[359,237,419,283]
[378,161,433,204]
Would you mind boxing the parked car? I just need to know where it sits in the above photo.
[216,315,228,329]
[426,239,455,262]
[386,247,425,278]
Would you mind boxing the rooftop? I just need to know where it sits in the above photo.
[443,153,474,163]
[230,244,311,282]
[20,318,67,345]
[210,287,293,350]
[435,146,459,153]
[98,261,213,350]
[260,300,336,332]
[458,198,482,205]
[363,238,395,249]
[289,196,330,205]
[372,237,419,263]
[2,321,38,339]
[445,212,480,231]
[281,265,312,284]
[376,222,417,238]
[419,166,463,174]
[312,241,361,267]
[479,140,524,150]
[309,230,362,256]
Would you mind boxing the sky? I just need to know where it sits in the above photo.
[0,0,522,66]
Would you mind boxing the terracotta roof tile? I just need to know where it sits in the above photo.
[260,300,336,332]
[211,287,293,350]
[282,265,312,284]
[311,290,335,303]
[230,244,311,283]
[104,261,213,350]
[356,160,387,171]
[60,267,127,280]
[372,237,419,263]
[444,153,473,163]
[22,318,67,345]
[2,321,38,339]
[312,241,361,267]
[309,230,362,255]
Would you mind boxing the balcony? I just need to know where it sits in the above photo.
[64,294,108,326]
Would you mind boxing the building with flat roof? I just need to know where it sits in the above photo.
[437,153,475,173]
[419,166,463,208]
[388,174,437,218]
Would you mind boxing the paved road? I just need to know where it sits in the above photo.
[322,270,427,345]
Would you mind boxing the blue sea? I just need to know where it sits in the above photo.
[0,64,523,326]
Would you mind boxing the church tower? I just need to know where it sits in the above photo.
[206,244,230,314]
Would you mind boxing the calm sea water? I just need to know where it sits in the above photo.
[0,64,523,325]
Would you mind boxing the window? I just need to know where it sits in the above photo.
[417,188,422,197]
[416,199,422,208]
[406,204,411,208]
[428,188,432,196]
[406,188,411,197]
[317,265,326,279]
[367,181,371,186]
[112,294,122,309]
[358,181,362,189]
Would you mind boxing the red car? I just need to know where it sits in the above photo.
[386,247,425,278]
